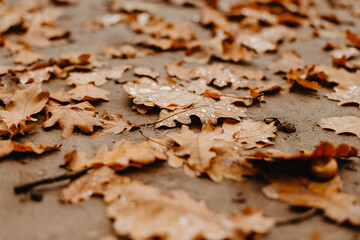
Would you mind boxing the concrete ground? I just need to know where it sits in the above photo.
[1,0,360,239]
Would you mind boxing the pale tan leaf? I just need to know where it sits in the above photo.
[93,111,134,137]
[263,175,360,225]
[222,119,277,149]
[325,86,360,107]
[122,77,202,111]
[50,88,71,103]
[66,72,107,86]
[318,116,360,138]
[0,84,49,128]
[0,139,59,158]
[101,45,154,59]
[64,140,167,171]
[43,102,102,138]
[18,67,54,85]
[155,98,247,128]
[60,167,275,238]
[13,49,43,66]
[268,51,304,74]
[68,84,110,101]
[134,66,159,79]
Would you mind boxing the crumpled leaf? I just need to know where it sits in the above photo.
[263,174,360,226]
[14,49,44,66]
[64,140,167,171]
[43,102,102,138]
[0,84,49,128]
[222,119,277,149]
[67,84,110,101]
[122,77,203,112]
[0,139,59,158]
[93,111,134,137]
[311,64,360,88]
[318,116,360,138]
[60,167,275,239]
[167,125,256,181]
[268,51,305,74]
[155,98,247,128]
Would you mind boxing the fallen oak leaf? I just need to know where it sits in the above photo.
[0,83,49,128]
[92,111,135,137]
[101,45,154,59]
[43,102,102,138]
[325,86,360,107]
[66,72,108,86]
[60,167,275,238]
[134,66,159,79]
[263,174,360,226]
[268,50,305,74]
[64,140,167,171]
[155,98,247,128]
[247,142,358,180]
[318,116,360,138]
[14,49,44,66]
[50,88,71,103]
[166,125,256,181]
[0,139,59,158]
[67,84,110,101]
[122,77,203,112]
[222,119,277,149]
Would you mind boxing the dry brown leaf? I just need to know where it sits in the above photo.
[248,142,358,161]
[68,84,110,101]
[166,125,255,181]
[134,66,159,79]
[105,65,132,79]
[101,45,154,58]
[331,47,360,59]
[50,88,71,103]
[64,140,167,171]
[263,174,360,225]
[66,72,107,86]
[18,26,70,48]
[346,30,360,49]
[155,98,247,128]
[60,51,95,65]
[43,102,102,138]
[318,116,360,138]
[14,50,44,66]
[325,86,360,107]
[0,84,49,128]
[122,77,202,112]
[222,119,277,149]
[60,167,275,239]
[185,35,255,64]
[269,51,305,74]
[311,64,360,88]
[18,66,54,85]
[0,139,59,158]
[93,111,134,137]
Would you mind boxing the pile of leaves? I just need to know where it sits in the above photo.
[4,0,360,239]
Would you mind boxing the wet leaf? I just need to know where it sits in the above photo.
[318,116,360,138]
[67,84,110,101]
[156,98,247,128]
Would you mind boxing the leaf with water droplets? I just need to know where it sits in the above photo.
[155,98,247,128]
[122,77,203,112]
[318,116,360,138]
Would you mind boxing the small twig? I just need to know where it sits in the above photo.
[139,130,168,147]
[14,167,92,194]
[276,208,318,225]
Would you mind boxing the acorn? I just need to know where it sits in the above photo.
[310,157,338,180]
